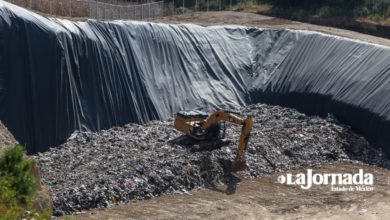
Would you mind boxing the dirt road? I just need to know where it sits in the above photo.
[66,162,390,220]
[154,11,390,47]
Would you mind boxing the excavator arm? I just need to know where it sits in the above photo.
[201,110,253,170]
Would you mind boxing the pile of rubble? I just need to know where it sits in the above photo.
[34,104,389,216]
[0,121,17,151]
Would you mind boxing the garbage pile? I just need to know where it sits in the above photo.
[34,104,390,216]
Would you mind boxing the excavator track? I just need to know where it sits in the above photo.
[170,135,231,152]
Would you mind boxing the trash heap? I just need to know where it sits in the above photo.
[34,104,389,216]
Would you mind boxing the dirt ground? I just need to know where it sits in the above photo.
[153,11,390,47]
[66,162,390,220]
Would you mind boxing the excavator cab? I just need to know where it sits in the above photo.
[175,110,229,140]
[173,109,253,171]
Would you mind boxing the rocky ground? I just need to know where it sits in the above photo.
[33,104,390,216]
[0,121,17,151]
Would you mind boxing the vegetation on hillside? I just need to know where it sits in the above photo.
[0,145,51,220]
[258,0,390,23]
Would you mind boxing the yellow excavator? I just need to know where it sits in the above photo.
[173,109,253,171]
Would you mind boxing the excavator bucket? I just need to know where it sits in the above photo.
[231,158,248,172]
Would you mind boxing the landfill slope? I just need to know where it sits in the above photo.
[0,2,390,153]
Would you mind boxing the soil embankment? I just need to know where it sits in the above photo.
[155,11,390,47]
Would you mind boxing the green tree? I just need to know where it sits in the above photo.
[0,145,40,219]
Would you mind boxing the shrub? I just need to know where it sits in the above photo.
[176,7,192,14]
[0,145,51,219]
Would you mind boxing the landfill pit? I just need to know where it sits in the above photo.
[34,104,390,216]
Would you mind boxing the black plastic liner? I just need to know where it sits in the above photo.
[0,2,389,154]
